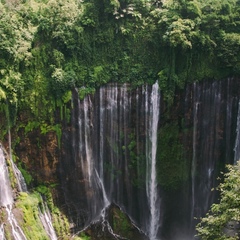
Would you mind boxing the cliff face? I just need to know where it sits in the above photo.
[9,78,240,239]
[15,128,59,184]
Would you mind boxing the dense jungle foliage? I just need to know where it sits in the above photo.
[0,0,240,127]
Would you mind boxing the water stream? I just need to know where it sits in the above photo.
[0,146,13,207]
[60,79,240,239]
[39,199,58,240]
[8,130,27,193]
[0,146,27,240]
[0,224,5,240]
[146,82,161,240]
[234,100,240,164]
[61,82,162,239]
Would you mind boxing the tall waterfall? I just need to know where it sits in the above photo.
[60,79,240,240]
[146,82,161,239]
[61,82,161,239]
[187,79,240,238]
[234,100,240,164]
[191,83,199,227]
[190,81,223,219]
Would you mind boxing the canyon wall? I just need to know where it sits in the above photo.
[9,78,240,240]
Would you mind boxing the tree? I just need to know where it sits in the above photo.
[196,161,240,240]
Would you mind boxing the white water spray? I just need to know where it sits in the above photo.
[5,205,27,240]
[0,146,27,240]
[234,100,240,164]
[84,96,93,185]
[191,83,199,224]
[146,82,161,240]
[0,147,13,207]
[8,130,27,192]
[0,224,5,240]
[39,199,58,240]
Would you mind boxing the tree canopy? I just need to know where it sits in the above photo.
[0,0,240,121]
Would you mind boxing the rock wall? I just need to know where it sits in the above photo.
[9,78,240,239]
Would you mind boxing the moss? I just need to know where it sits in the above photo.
[74,233,91,240]
[35,185,70,239]
[12,185,71,239]
[16,192,49,240]
[78,87,96,100]
[17,163,33,185]
[157,122,190,190]
[111,207,133,236]
[6,158,17,189]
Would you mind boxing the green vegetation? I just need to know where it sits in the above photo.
[16,192,49,240]
[111,206,135,238]
[18,162,33,185]
[14,186,71,240]
[196,161,240,239]
[75,233,91,240]
[35,185,71,238]
[112,208,130,234]
[0,0,240,136]
[0,0,240,238]
[157,122,189,189]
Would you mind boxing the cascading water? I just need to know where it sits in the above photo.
[146,82,161,240]
[191,83,199,226]
[39,199,58,240]
[184,80,240,239]
[61,82,161,239]
[11,164,28,193]
[190,81,223,219]
[0,224,5,240]
[61,79,240,240]
[0,79,238,240]
[1,143,59,240]
[5,205,27,240]
[0,146,27,240]
[0,146,13,207]
[8,130,27,193]
[234,100,240,164]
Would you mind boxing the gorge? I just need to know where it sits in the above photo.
[1,78,240,240]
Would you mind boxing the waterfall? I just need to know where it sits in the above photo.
[0,224,5,240]
[0,146,27,240]
[83,96,93,185]
[5,205,27,240]
[234,100,240,164]
[191,82,199,227]
[0,147,13,207]
[61,82,162,238]
[146,82,161,240]
[1,144,59,240]
[8,130,27,192]
[39,199,58,240]
[190,81,222,218]
[12,163,28,192]
[58,79,240,239]
[187,80,240,238]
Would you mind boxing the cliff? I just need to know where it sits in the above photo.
[1,78,239,239]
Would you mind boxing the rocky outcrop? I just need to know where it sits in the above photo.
[15,128,59,184]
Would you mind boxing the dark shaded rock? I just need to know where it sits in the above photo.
[80,204,148,240]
